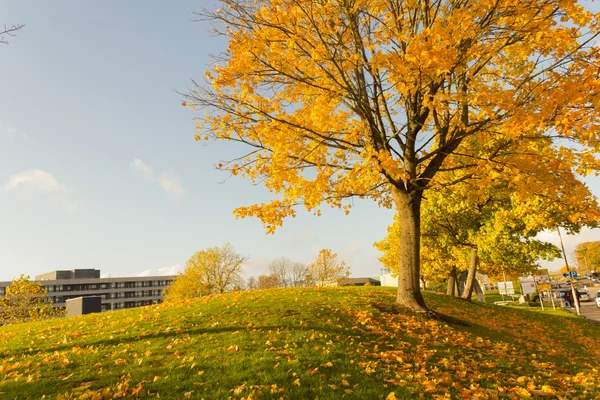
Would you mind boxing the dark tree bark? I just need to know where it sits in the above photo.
[447,266,461,297]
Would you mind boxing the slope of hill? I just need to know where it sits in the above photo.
[1,287,599,399]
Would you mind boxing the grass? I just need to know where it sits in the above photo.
[481,289,578,317]
[1,287,599,399]
[481,289,521,304]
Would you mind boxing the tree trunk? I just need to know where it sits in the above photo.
[392,187,428,312]
[461,248,479,301]
[447,266,461,297]
[454,277,460,297]
[420,276,427,291]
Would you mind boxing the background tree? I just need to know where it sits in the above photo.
[164,243,247,301]
[246,276,258,290]
[267,257,308,287]
[290,262,308,287]
[268,257,292,287]
[187,0,600,311]
[257,274,279,289]
[0,274,61,325]
[307,249,350,287]
[575,241,600,273]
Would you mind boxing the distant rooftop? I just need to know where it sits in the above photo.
[36,269,101,281]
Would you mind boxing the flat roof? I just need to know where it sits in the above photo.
[0,275,177,286]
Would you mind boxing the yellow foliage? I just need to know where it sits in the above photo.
[164,243,247,301]
[0,274,63,325]
[306,249,350,287]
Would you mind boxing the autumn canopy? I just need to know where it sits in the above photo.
[187,0,600,311]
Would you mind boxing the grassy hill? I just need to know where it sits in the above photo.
[1,287,599,399]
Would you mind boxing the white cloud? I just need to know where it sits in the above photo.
[130,160,184,199]
[138,265,184,277]
[158,171,185,198]
[2,169,80,212]
[131,158,154,181]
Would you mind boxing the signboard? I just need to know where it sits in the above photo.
[562,271,578,278]
[520,276,536,295]
[498,281,515,295]
[537,284,552,291]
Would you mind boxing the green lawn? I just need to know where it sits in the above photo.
[1,287,599,399]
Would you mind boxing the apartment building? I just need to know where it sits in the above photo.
[0,269,175,312]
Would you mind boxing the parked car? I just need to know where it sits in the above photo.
[596,292,600,308]
[579,291,591,302]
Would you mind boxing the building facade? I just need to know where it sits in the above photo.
[0,269,175,312]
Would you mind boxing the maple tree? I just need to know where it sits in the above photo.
[307,249,350,287]
[574,241,600,273]
[187,0,600,310]
[164,243,247,300]
[0,274,62,325]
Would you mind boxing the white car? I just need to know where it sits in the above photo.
[580,291,591,302]
[596,292,600,308]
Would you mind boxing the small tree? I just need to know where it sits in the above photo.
[0,274,61,325]
[257,274,279,289]
[290,262,308,287]
[267,257,308,287]
[307,249,350,287]
[268,257,292,287]
[164,243,247,301]
[246,276,258,290]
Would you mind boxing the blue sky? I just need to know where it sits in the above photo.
[1,1,599,282]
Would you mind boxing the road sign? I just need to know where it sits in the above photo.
[537,284,551,291]
[562,271,579,278]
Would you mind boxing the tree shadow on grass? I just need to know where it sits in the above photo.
[4,322,374,359]
[370,302,470,327]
